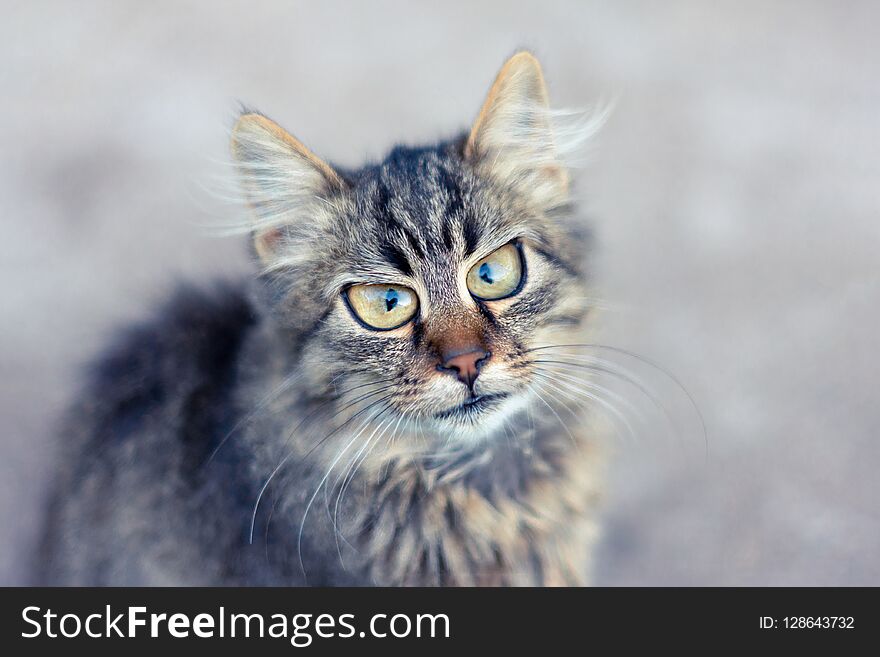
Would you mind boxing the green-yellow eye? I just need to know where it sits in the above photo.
[345,284,418,330]
[466,243,524,300]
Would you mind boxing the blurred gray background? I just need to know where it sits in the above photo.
[2,1,878,585]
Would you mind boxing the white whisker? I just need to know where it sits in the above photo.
[297,402,393,582]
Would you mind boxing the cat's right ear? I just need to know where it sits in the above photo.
[231,112,345,266]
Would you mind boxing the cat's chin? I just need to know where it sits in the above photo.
[428,392,532,442]
[432,392,509,421]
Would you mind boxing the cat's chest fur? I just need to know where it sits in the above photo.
[351,447,602,586]
[256,415,603,587]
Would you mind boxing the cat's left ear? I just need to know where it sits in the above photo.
[231,112,345,266]
[465,51,568,209]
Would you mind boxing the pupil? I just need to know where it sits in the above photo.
[479,263,494,285]
[385,289,398,312]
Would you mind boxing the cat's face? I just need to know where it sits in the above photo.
[232,52,593,446]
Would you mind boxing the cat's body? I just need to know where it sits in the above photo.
[41,282,601,586]
[40,53,605,586]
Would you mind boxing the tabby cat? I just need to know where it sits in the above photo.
[40,52,604,586]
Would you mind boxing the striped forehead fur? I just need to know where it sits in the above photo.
[229,109,606,283]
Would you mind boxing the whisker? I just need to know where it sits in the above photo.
[531,370,637,444]
[274,383,396,457]
[248,391,393,545]
[205,370,301,465]
[309,411,384,553]
[527,343,708,456]
[530,372,585,431]
[208,374,393,465]
[297,402,394,582]
[531,358,680,447]
[264,492,280,567]
[329,410,399,556]
[332,403,413,563]
[526,378,578,448]
[533,365,650,435]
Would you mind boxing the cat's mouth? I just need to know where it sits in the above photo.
[433,393,509,421]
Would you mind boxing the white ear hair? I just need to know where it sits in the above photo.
[466,52,602,210]
[231,112,344,265]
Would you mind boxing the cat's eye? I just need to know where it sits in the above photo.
[466,243,524,300]
[345,284,419,330]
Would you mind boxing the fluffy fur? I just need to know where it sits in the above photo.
[40,52,606,586]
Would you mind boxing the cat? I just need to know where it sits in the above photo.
[39,51,605,586]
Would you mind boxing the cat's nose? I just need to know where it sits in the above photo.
[437,348,491,390]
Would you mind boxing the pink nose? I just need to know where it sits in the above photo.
[437,349,491,389]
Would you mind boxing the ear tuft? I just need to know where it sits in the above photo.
[465,51,569,209]
[231,113,344,265]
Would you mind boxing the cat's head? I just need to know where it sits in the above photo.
[232,52,597,447]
